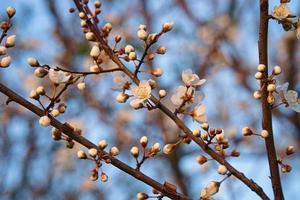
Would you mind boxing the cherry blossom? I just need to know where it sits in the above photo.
[272,3,292,20]
[130,80,151,106]
[48,69,71,84]
[182,69,206,87]
[275,82,300,112]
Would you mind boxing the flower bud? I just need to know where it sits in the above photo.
[94,0,101,8]
[128,52,136,60]
[89,170,98,181]
[125,45,134,54]
[103,23,112,32]
[77,82,86,90]
[267,84,276,92]
[130,146,139,157]
[115,35,122,43]
[30,90,39,100]
[231,149,240,157]
[140,136,148,147]
[137,29,148,40]
[260,129,269,138]
[98,140,108,150]
[85,32,95,41]
[255,72,263,79]
[257,64,266,72]
[156,46,166,54]
[139,24,147,30]
[116,93,129,103]
[5,35,16,48]
[51,109,60,117]
[89,65,100,73]
[281,165,292,173]
[90,45,101,58]
[148,79,156,89]
[34,67,48,78]
[51,127,61,140]
[286,146,295,155]
[200,181,220,199]
[110,146,119,156]
[193,129,201,137]
[88,148,98,157]
[162,22,174,32]
[272,65,281,75]
[217,165,227,175]
[267,95,275,104]
[242,126,253,136]
[6,6,16,18]
[201,132,208,140]
[77,150,87,159]
[27,57,39,67]
[0,46,6,55]
[253,90,262,99]
[79,12,85,19]
[201,122,209,131]
[0,56,11,68]
[158,89,167,98]
[151,68,163,77]
[196,155,207,165]
[163,144,176,155]
[36,86,45,95]
[101,172,108,182]
[137,192,148,200]
[152,143,161,153]
[39,115,51,127]
[58,103,67,113]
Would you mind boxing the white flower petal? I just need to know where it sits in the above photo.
[49,69,71,84]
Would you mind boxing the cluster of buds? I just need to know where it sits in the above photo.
[278,145,295,173]
[242,126,270,139]
[77,141,118,182]
[254,64,282,105]
[50,126,75,148]
[130,136,161,170]
[201,125,230,153]
[0,6,16,68]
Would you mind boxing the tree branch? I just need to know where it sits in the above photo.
[72,1,270,199]
[0,82,189,200]
[258,0,284,199]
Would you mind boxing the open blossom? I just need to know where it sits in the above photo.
[191,104,207,123]
[130,80,151,105]
[272,3,292,20]
[200,181,220,199]
[182,69,206,87]
[49,69,71,84]
[171,85,194,106]
[275,82,300,112]
[113,71,131,90]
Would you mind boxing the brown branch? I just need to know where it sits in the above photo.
[0,82,189,200]
[258,0,284,199]
[72,1,270,199]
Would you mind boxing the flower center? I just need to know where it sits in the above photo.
[136,86,149,99]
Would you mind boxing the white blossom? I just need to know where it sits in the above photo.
[276,82,300,112]
[200,181,220,199]
[170,85,194,106]
[191,104,207,123]
[182,69,206,87]
[130,80,151,105]
[48,69,71,84]
[272,3,292,20]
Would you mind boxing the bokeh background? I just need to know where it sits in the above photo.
[0,0,299,199]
